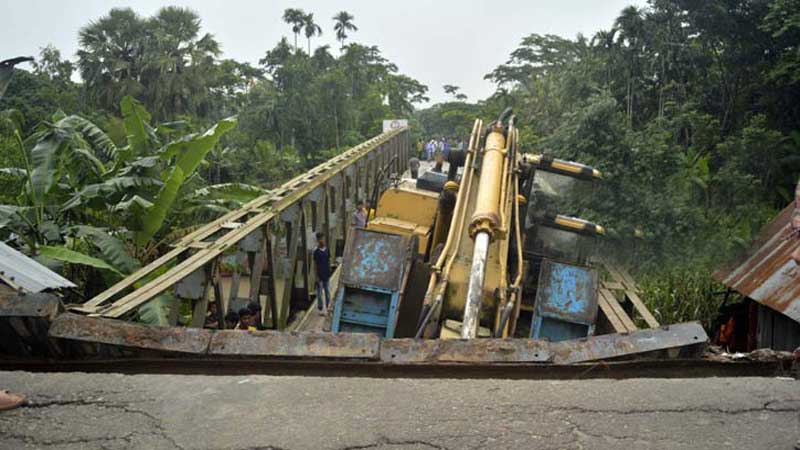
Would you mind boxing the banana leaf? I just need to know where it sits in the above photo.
[61,176,162,211]
[59,115,119,163]
[39,245,123,275]
[135,116,237,246]
[73,225,140,274]
[27,132,64,205]
[120,96,155,163]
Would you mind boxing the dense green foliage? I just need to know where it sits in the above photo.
[0,7,426,297]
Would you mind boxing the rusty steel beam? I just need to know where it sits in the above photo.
[380,338,551,364]
[39,314,710,366]
[549,322,708,364]
[79,128,408,323]
[208,330,380,360]
[0,292,63,319]
[49,313,212,355]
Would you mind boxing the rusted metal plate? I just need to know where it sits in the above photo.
[340,228,411,290]
[714,204,800,323]
[48,313,212,354]
[380,338,551,364]
[550,322,708,364]
[209,330,380,360]
[0,292,63,319]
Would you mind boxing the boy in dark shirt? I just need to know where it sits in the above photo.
[224,311,239,330]
[313,232,331,314]
[204,302,220,329]
[247,301,265,330]
[237,307,255,330]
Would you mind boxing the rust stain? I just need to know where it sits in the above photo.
[549,322,708,364]
[208,330,380,360]
[380,338,552,364]
[48,313,212,354]
[714,204,800,323]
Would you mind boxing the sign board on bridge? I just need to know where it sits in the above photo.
[383,119,408,132]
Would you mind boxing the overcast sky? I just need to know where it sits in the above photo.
[1,0,645,105]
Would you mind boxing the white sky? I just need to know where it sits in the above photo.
[1,0,645,105]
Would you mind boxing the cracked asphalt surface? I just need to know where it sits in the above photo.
[0,371,798,450]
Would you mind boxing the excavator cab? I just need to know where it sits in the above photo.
[520,155,605,341]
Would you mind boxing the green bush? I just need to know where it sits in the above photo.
[638,267,728,328]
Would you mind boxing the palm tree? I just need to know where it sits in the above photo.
[333,11,357,52]
[282,8,306,52]
[77,7,220,118]
[614,6,645,129]
[303,13,323,55]
[77,8,148,112]
[142,6,221,118]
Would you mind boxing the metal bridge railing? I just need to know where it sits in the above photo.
[72,128,410,329]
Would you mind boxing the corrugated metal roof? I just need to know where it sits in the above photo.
[714,204,800,323]
[0,242,76,293]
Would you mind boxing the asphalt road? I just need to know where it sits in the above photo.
[0,371,798,450]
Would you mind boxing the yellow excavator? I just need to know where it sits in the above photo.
[332,109,609,341]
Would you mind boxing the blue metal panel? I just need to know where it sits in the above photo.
[332,228,414,338]
[341,229,408,290]
[531,259,598,341]
[333,287,402,337]
[331,289,345,334]
[537,260,598,324]
[533,317,594,341]
[385,292,401,338]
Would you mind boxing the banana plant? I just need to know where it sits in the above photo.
[0,95,238,277]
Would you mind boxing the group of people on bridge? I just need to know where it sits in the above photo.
[422,138,465,162]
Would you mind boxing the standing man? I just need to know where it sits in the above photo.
[352,200,368,228]
[433,149,445,173]
[409,155,420,179]
[313,232,332,314]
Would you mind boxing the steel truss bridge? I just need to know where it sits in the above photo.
[73,128,411,330]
